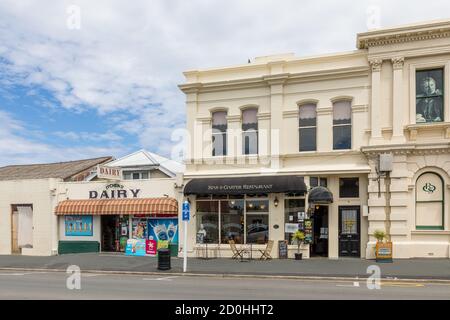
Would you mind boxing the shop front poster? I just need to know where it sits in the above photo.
[148,219,178,244]
[65,215,93,236]
[125,239,146,256]
[146,239,157,256]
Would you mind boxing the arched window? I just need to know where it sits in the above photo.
[212,111,227,156]
[242,108,258,155]
[416,172,444,230]
[333,100,352,150]
[299,103,317,152]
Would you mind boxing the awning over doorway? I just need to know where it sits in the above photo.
[184,176,307,195]
[55,198,178,217]
[308,186,333,204]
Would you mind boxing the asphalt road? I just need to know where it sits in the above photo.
[0,270,449,300]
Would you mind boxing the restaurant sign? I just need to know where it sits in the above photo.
[97,165,122,180]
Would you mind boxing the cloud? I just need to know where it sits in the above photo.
[0,0,449,163]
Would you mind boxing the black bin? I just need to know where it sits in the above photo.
[157,248,171,271]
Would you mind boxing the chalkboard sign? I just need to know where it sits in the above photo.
[376,242,393,262]
[278,240,288,259]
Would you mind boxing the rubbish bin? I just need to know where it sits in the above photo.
[157,248,171,271]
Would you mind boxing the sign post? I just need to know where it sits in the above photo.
[182,201,190,273]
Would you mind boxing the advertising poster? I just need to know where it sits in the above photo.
[148,219,179,244]
[125,239,146,256]
[304,219,313,244]
[146,239,157,256]
[132,218,148,240]
[65,215,93,236]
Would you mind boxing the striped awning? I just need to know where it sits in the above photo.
[55,198,178,216]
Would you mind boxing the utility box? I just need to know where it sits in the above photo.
[379,153,393,172]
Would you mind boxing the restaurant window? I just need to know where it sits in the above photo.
[212,111,227,156]
[310,177,327,188]
[284,198,305,243]
[246,200,269,244]
[299,103,317,152]
[416,172,444,230]
[339,178,359,198]
[221,200,244,244]
[196,201,219,243]
[196,197,269,244]
[242,108,258,155]
[333,100,352,150]
[416,69,444,123]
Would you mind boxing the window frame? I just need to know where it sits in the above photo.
[242,108,259,155]
[415,172,445,230]
[415,68,445,124]
[196,195,269,245]
[339,177,359,199]
[332,100,352,150]
[212,111,228,157]
[298,103,317,152]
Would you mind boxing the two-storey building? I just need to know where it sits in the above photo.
[179,20,450,259]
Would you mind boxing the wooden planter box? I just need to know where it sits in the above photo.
[376,241,393,263]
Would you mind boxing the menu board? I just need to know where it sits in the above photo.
[376,242,393,262]
[278,240,288,259]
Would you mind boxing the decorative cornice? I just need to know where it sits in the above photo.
[226,115,241,122]
[316,107,333,115]
[368,58,383,72]
[361,142,450,156]
[352,105,369,113]
[391,57,405,70]
[196,117,211,124]
[357,21,450,49]
[257,113,271,121]
[282,110,299,118]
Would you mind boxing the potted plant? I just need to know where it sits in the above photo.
[292,230,305,260]
[374,230,386,243]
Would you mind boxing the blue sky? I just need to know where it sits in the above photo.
[0,0,450,166]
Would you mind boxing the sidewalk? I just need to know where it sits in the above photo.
[0,253,449,280]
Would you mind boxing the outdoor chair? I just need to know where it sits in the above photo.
[258,240,274,260]
[228,240,243,259]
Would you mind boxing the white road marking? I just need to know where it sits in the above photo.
[143,276,179,281]
[336,282,360,288]
[0,273,26,276]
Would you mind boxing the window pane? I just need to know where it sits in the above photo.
[246,200,269,213]
[416,202,443,228]
[299,127,316,151]
[212,111,227,126]
[333,125,351,150]
[141,172,149,179]
[320,178,328,187]
[339,178,359,198]
[284,199,305,242]
[299,104,317,127]
[333,101,351,124]
[310,177,318,188]
[246,214,268,244]
[242,108,258,125]
[196,201,219,243]
[341,209,358,234]
[220,200,244,244]
[243,131,258,155]
[212,132,227,156]
[123,172,131,180]
[416,69,444,123]
[132,173,140,180]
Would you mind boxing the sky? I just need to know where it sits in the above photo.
[0,0,450,166]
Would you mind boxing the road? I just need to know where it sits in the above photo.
[0,270,449,300]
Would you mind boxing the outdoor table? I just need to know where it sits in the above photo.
[240,244,253,262]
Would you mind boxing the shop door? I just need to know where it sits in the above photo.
[338,206,360,257]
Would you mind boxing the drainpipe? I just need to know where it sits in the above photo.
[384,172,391,242]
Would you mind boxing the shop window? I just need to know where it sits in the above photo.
[220,200,244,244]
[196,201,219,243]
[299,103,317,152]
[284,198,305,243]
[246,200,269,244]
[416,172,444,230]
[416,69,444,123]
[212,111,227,156]
[242,108,258,155]
[310,177,327,188]
[333,100,352,150]
[339,178,359,198]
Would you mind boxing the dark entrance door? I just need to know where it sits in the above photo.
[338,206,360,257]
[101,215,118,252]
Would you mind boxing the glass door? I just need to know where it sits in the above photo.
[338,206,360,257]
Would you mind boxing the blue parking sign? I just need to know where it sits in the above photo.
[182,201,190,221]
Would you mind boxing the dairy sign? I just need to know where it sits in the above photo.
[97,165,122,180]
[89,184,141,199]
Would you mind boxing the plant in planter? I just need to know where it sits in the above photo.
[374,230,386,243]
[292,230,305,260]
